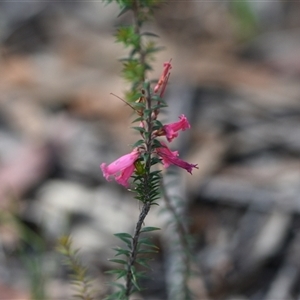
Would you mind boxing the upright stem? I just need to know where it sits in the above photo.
[125,201,151,296]
[125,85,154,297]
[124,59,156,298]
[132,0,146,84]
[122,1,158,297]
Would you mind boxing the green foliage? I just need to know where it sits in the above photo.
[104,282,127,300]
[107,223,160,298]
[116,26,140,48]
[114,232,133,249]
[122,59,147,84]
[108,231,156,296]
[106,0,163,102]
[140,226,160,233]
[57,236,94,300]
[134,160,146,175]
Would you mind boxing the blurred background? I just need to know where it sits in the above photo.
[1,1,300,299]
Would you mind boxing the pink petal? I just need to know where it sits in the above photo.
[157,144,198,174]
[163,115,191,142]
[101,150,139,175]
[154,61,172,94]
[100,149,140,186]
[115,164,135,188]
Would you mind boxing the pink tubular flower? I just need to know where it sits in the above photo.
[163,114,191,142]
[154,60,172,96]
[156,143,198,174]
[100,149,140,188]
[115,164,135,187]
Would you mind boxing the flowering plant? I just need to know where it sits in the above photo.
[100,19,197,300]
[59,1,199,300]
[101,63,197,189]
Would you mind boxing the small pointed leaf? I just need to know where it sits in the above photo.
[140,226,160,233]
[108,258,127,265]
